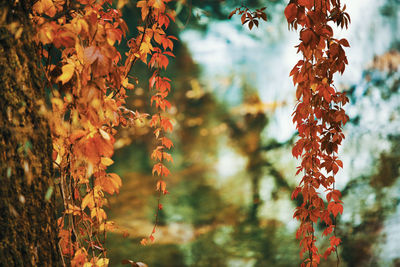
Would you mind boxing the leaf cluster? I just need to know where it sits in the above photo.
[228,6,267,30]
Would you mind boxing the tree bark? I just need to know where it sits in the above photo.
[0,1,61,266]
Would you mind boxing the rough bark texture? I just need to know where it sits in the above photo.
[0,1,61,266]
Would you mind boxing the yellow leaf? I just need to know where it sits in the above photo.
[81,193,94,210]
[75,43,84,62]
[77,18,89,34]
[101,157,114,166]
[96,258,109,267]
[57,63,75,84]
[139,41,153,55]
[122,78,135,89]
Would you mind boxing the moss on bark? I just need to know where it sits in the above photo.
[0,1,61,266]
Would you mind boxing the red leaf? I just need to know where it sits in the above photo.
[228,9,237,19]
[339,38,350,47]
[328,202,343,217]
[291,187,301,200]
[249,21,254,30]
[241,14,246,24]
[284,3,298,23]
[298,0,313,9]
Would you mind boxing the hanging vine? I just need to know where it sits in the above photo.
[230,0,350,265]
[285,0,350,266]
[136,0,176,245]
[31,0,176,265]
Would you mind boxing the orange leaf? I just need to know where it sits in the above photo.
[161,137,173,149]
[84,46,100,65]
[161,118,173,132]
[163,152,173,162]
[137,0,149,20]
[57,63,75,84]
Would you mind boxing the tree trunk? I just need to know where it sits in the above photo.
[0,1,61,266]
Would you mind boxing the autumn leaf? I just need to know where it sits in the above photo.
[81,193,94,210]
[109,173,122,192]
[57,63,75,84]
[96,174,121,195]
[71,249,88,266]
[329,236,342,247]
[101,157,114,166]
[284,3,297,23]
[137,1,149,20]
[298,0,313,9]
[161,137,173,149]
[161,118,173,132]
[140,41,153,56]
[162,152,173,162]
[33,0,57,17]
[339,38,350,47]
[156,180,166,193]
[95,258,109,267]
[148,0,166,11]
[151,148,163,161]
[328,202,343,217]
[84,46,101,65]
[228,9,238,19]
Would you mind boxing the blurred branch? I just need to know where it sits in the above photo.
[259,132,297,152]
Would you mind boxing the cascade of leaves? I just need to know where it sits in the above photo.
[284,0,350,266]
[135,0,177,245]
[31,0,176,265]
